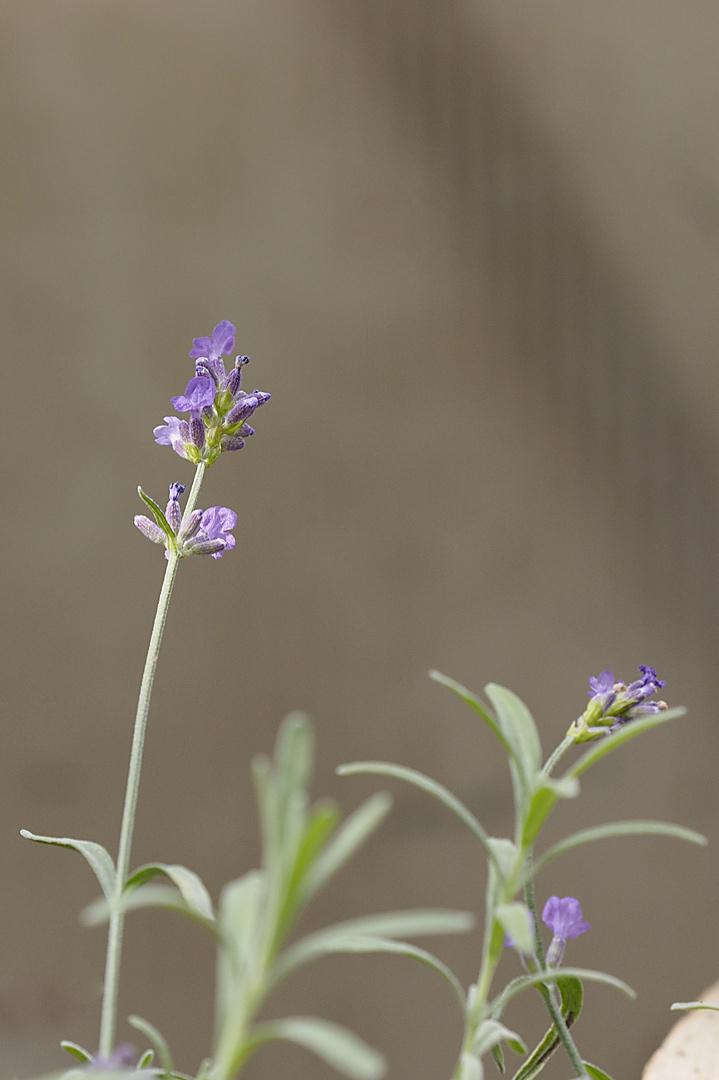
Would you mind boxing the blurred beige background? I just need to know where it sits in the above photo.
[2,2,719,1078]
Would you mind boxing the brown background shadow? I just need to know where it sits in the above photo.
[2,3,719,1078]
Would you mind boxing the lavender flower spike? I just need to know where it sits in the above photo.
[542,896,590,967]
[570,664,668,742]
[135,486,236,562]
[155,322,270,465]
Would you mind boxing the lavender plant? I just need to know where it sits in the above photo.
[21,322,472,1080]
[339,666,706,1079]
[18,322,707,1080]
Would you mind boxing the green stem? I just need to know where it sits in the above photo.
[542,734,575,777]
[98,462,206,1056]
[536,983,589,1078]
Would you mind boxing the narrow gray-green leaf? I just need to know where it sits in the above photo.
[497,903,533,955]
[521,776,580,848]
[671,1000,719,1011]
[473,1019,527,1057]
[137,487,175,543]
[129,1015,173,1078]
[302,792,391,902]
[215,870,266,1038]
[510,977,583,1080]
[457,1053,483,1080]
[249,1017,386,1080]
[281,933,466,1009]
[61,1041,92,1064]
[429,670,510,754]
[271,909,474,986]
[487,838,518,884]
[125,863,215,922]
[485,684,542,777]
[583,1062,617,1080]
[567,708,686,780]
[532,820,707,878]
[81,884,218,936]
[337,761,495,864]
[21,830,116,901]
[491,967,634,1014]
[274,712,314,828]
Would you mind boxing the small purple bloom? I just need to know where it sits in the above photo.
[200,506,237,557]
[542,896,590,967]
[154,415,191,459]
[179,506,237,559]
[171,375,215,418]
[190,320,236,381]
[542,896,590,940]
[588,671,614,698]
[190,320,236,362]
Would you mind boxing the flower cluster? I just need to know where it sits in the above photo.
[154,320,271,467]
[568,665,667,743]
[135,483,236,560]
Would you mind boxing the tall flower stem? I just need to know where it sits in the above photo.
[99,462,206,1056]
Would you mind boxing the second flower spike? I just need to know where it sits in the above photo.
[134,484,237,560]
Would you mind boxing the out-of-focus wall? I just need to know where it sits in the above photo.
[1,3,718,1078]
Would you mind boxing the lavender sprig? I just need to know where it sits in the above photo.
[154,321,270,467]
[568,666,668,743]
[135,483,237,560]
[97,322,268,1057]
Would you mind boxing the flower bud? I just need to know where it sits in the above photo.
[165,483,186,535]
[176,508,204,545]
[190,416,205,449]
[221,434,245,452]
[185,538,226,557]
[134,516,165,545]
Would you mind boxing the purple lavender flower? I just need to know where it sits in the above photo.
[571,665,668,741]
[190,320,236,382]
[153,416,191,459]
[171,375,216,418]
[182,506,237,559]
[542,896,590,967]
[154,324,269,466]
[135,487,237,561]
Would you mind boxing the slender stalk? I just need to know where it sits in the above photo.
[99,462,206,1056]
[542,734,575,777]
